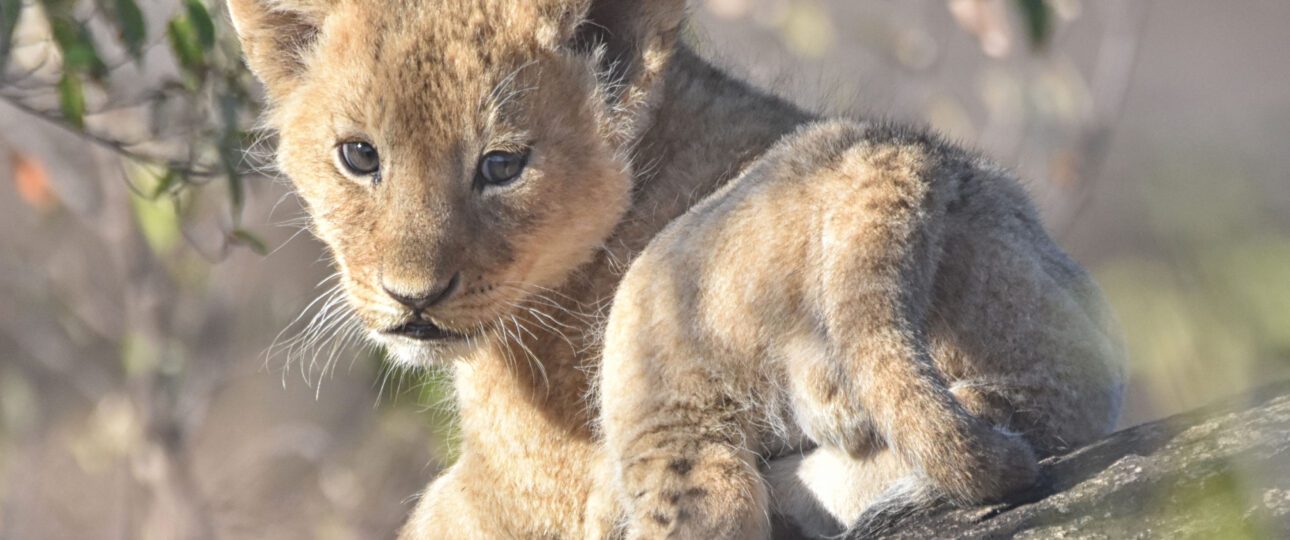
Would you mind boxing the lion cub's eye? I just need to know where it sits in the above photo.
[339,141,380,177]
[478,151,528,186]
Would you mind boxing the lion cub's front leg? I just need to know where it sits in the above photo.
[614,397,769,540]
[400,467,496,540]
[600,268,773,539]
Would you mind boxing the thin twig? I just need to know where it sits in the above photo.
[1055,0,1153,236]
[0,90,222,177]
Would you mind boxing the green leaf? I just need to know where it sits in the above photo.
[120,332,160,377]
[49,17,107,77]
[184,0,216,50]
[151,169,179,198]
[1013,0,1053,50]
[129,186,181,254]
[57,72,85,129]
[35,0,77,13]
[218,94,246,218]
[0,0,22,72]
[113,0,148,60]
[225,156,244,219]
[124,160,178,199]
[230,229,269,255]
[166,16,204,75]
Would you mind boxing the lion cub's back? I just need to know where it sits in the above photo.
[613,120,955,350]
[610,117,1125,451]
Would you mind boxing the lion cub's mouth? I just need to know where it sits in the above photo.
[384,319,469,342]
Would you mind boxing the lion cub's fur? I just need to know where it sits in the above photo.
[600,120,1126,538]
[228,0,1125,538]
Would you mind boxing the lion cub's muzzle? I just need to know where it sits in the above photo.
[382,272,460,312]
[385,319,467,342]
[380,272,469,342]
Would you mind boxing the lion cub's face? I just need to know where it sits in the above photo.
[231,0,653,365]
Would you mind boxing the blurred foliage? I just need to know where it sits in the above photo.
[710,0,1055,60]
[1013,0,1053,49]
[2,0,1288,538]
[1,0,260,238]
[383,360,463,465]
[1098,160,1290,418]
[0,3,449,536]
[1149,466,1271,540]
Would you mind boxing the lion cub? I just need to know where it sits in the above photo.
[600,120,1126,538]
[227,0,1124,535]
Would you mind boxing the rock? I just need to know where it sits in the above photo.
[860,382,1290,539]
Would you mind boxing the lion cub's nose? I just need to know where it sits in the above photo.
[382,272,460,312]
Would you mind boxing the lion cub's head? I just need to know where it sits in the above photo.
[229,0,684,365]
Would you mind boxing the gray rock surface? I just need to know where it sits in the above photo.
[864,382,1290,539]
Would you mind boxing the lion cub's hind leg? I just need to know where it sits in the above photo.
[799,130,1040,509]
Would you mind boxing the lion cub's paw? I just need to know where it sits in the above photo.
[621,447,770,540]
[935,426,1040,505]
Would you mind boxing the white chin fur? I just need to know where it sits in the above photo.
[368,331,477,368]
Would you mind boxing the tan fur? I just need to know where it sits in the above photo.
[228,1,1125,538]
[600,121,1126,538]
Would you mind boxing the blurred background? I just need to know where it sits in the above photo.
[0,0,1287,538]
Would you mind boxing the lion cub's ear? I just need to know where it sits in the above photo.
[542,0,686,139]
[226,0,333,100]
[545,0,686,55]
